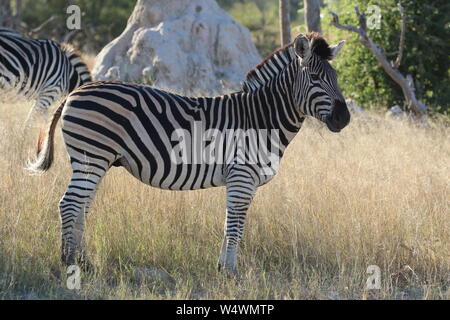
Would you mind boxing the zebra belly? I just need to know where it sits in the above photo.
[118,159,226,191]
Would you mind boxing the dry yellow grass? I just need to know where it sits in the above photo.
[0,102,448,299]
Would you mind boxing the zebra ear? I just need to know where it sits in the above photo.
[294,34,311,60]
[329,40,346,60]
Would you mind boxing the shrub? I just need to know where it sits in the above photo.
[323,0,450,114]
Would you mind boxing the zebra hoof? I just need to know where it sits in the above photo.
[225,269,241,280]
[61,252,94,273]
[218,264,240,279]
[78,258,94,273]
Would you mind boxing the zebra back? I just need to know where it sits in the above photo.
[60,43,92,91]
[0,27,22,37]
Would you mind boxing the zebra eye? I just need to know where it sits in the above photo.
[311,74,320,81]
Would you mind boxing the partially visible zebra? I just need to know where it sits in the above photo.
[0,29,91,118]
[0,27,22,37]
[27,33,350,276]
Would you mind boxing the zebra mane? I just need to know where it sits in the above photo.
[60,43,92,84]
[242,43,296,93]
[242,33,333,93]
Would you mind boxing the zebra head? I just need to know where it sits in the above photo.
[292,33,350,132]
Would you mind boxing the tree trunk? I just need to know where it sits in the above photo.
[0,0,23,29]
[279,0,291,46]
[13,0,21,29]
[304,0,322,33]
[0,0,13,27]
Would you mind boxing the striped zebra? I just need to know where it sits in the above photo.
[0,29,91,117]
[27,33,350,276]
[0,27,22,37]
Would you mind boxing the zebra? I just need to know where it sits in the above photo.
[0,29,91,119]
[0,27,22,37]
[27,33,350,276]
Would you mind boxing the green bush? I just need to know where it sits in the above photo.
[323,0,450,114]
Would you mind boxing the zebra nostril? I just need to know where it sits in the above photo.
[331,100,350,129]
[334,112,340,123]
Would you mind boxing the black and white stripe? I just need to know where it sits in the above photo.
[0,29,91,114]
[0,27,22,37]
[28,33,350,275]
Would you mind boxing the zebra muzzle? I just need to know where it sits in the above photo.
[326,100,350,133]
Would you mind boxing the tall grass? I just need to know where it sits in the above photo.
[0,102,448,299]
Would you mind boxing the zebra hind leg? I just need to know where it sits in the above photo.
[218,168,256,277]
[23,95,52,129]
[59,159,107,272]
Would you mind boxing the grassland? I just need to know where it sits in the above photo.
[0,102,448,300]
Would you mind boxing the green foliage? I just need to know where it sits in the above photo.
[20,0,135,52]
[323,0,450,113]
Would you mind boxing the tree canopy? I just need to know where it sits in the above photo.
[324,0,450,114]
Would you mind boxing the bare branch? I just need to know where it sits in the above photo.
[385,51,399,57]
[329,10,365,38]
[27,15,59,37]
[304,0,322,33]
[61,29,80,44]
[406,74,415,91]
[279,0,291,46]
[394,2,405,68]
[328,7,427,117]
[354,6,367,32]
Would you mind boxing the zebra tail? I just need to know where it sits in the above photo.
[26,101,65,174]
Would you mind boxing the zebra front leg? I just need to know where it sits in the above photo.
[218,168,256,277]
[59,163,105,272]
